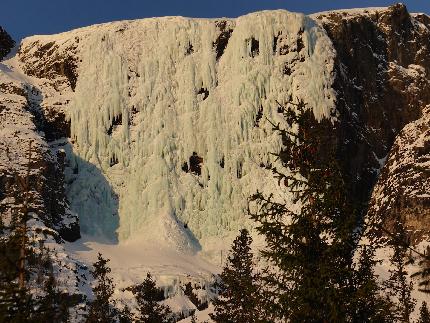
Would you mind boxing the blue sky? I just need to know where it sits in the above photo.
[1,1,429,41]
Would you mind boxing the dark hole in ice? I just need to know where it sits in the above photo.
[213,20,233,61]
[248,37,259,57]
[182,162,189,172]
[186,42,194,55]
[219,156,225,169]
[182,152,203,176]
[189,152,203,176]
[107,113,122,135]
[237,162,243,179]
[283,65,292,76]
[255,105,263,127]
[197,88,209,100]
[110,154,118,167]
[273,35,279,54]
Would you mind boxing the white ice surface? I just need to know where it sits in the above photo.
[35,10,337,260]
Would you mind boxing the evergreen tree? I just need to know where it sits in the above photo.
[418,302,430,323]
[351,245,394,322]
[0,224,35,322]
[249,100,360,321]
[0,227,73,323]
[35,272,70,323]
[118,304,135,323]
[412,246,430,294]
[130,272,173,323]
[86,253,117,323]
[0,231,21,321]
[0,141,41,322]
[384,218,416,322]
[210,229,264,323]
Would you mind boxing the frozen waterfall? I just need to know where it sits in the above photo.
[29,10,338,255]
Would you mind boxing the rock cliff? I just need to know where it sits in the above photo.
[314,4,430,211]
[310,4,430,244]
[0,26,14,60]
[0,27,80,242]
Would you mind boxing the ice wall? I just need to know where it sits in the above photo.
[38,10,336,254]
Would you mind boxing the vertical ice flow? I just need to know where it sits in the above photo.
[64,10,336,253]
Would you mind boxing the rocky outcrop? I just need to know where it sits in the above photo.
[0,35,78,242]
[0,26,14,60]
[18,39,78,91]
[368,106,430,243]
[314,4,430,214]
[0,74,80,242]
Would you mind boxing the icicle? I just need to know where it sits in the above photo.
[62,11,336,252]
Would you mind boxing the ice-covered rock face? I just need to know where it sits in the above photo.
[18,11,337,253]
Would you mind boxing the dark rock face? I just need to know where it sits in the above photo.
[33,145,81,242]
[368,107,430,243]
[0,80,80,242]
[53,150,81,242]
[25,85,71,142]
[315,4,430,211]
[2,31,82,243]
[247,37,259,57]
[18,40,78,91]
[0,26,14,60]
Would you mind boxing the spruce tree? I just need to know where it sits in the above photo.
[0,231,21,320]
[210,229,264,323]
[351,245,394,322]
[130,272,173,323]
[419,302,430,323]
[249,100,359,321]
[118,304,135,323]
[86,253,117,323]
[412,246,430,294]
[385,218,416,322]
[0,143,34,321]
[35,272,70,323]
[0,224,35,322]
